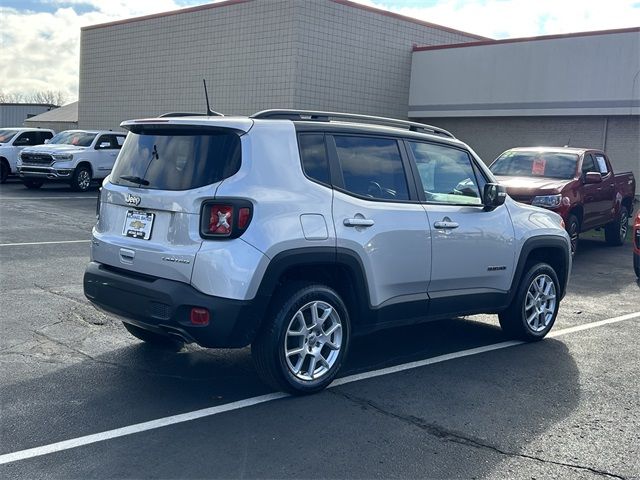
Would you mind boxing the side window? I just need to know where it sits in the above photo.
[96,135,112,149]
[594,154,609,175]
[581,154,597,174]
[298,133,330,185]
[408,141,482,205]
[39,131,53,143]
[334,136,409,201]
[14,133,39,146]
[114,135,126,149]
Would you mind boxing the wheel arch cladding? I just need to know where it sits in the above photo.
[512,237,570,301]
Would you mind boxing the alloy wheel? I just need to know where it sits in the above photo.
[284,300,342,381]
[523,274,557,333]
[78,170,91,190]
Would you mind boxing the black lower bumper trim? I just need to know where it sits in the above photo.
[83,262,266,348]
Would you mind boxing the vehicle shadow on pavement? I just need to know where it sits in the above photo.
[0,317,578,461]
[1,318,582,479]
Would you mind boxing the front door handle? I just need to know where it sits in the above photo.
[434,221,459,229]
[344,218,375,227]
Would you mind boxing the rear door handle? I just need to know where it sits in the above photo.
[344,218,375,227]
[434,221,459,229]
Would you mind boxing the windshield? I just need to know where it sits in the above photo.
[490,151,578,179]
[0,130,19,143]
[110,128,241,191]
[49,131,97,147]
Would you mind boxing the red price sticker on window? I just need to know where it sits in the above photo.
[532,157,546,176]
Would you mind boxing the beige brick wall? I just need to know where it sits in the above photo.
[78,0,479,130]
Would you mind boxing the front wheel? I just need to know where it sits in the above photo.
[499,263,560,341]
[567,214,580,257]
[252,282,351,394]
[71,166,92,192]
[604,205,629,246]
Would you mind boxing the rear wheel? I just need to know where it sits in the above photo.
[499,262,560,341]
[604,205,629,246]
[22,179,44,189]
[567,214,580,256]
[252,282,351,394]
[71,166,92,192]
[122,322,183,351]
[0,160,8,184]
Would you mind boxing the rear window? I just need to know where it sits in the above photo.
[110,129,241,191]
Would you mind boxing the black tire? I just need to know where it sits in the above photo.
[122,322,183,351]
[604,205,629,246]
[71,165,92,192]
[252,282,351,395]
[634,253,640,279]
[0,160,8,184]
[499,262,560,341]
[567,214,580,257]
[22,179,44,189]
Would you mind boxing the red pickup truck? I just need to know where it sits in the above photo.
[490,147,636,255]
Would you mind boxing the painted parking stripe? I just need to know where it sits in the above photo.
[0,311,638,466]
[0,240,90,247]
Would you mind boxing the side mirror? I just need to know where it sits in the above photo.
[98,142,110,149]
[44,139,49,144]
[584,172,602,184]
[483,183,507,209]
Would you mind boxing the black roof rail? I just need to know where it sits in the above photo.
[158,111,224,118]
[250,109,455,139]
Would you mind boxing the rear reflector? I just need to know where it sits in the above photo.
[190,307,210,326]
[238,207,251,229]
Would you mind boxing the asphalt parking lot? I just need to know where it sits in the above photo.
[0,178,638,480]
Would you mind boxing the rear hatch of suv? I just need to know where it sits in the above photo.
[92,118,251,283]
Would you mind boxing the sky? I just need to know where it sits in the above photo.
[1,0,639,104]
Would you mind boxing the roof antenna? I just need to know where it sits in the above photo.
[564,136,570,148]
[203,79,223,117]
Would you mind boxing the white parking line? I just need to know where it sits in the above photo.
[0,311,638,466]
[0,240,90,247]
[0,196,96,200]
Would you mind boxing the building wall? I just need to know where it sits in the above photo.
[0,104,55,127]
[409,29,640,118]
[78,0,479,130]
[22,120,79,133]
[421,115,640,197]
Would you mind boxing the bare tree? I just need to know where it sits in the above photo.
[0,90,67,106]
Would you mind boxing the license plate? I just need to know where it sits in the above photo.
[123,210,155,240]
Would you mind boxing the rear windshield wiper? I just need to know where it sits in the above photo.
[118,175,150,186]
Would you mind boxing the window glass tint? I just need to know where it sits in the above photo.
[49,131,96,147]
[334,136,408,201]
[96,135,112,149]
[582,154,597,174]
[490,151,578,179]
[115,135,126,147]
[298,134,329,184]
[38,131,53,143]
[111,129,241,191]
[409,141,482,205]
[0,130,18,143]
[594,155,609,174]
[15,133,39,146]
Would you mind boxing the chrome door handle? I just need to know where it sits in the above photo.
[434,221,459,229]
[344,218,375,227]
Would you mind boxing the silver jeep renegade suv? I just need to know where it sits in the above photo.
[84,110,571,394]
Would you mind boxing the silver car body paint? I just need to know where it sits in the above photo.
[91,116,570,306]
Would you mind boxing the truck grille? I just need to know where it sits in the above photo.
[21,152,54,166]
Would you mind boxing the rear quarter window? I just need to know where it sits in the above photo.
[110,128,241,191]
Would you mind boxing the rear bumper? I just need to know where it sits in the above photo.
[83,261,266,348]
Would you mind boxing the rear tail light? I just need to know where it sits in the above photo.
[190,307,210,326]
[200,200,253,239]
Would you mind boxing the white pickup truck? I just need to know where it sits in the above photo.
[17,130,126,191]
[0,128,55,183]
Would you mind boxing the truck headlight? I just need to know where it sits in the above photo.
[532,194,562,208]
[53,153,73,161]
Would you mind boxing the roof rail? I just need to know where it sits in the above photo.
[250,109,455,139]
[159,111,224,118]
